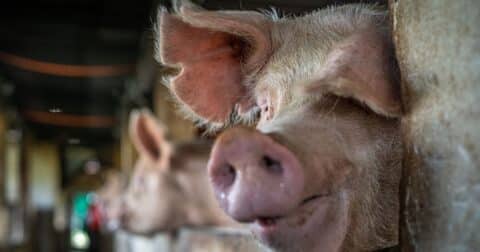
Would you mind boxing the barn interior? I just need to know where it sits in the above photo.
[0,1,385,251]
[1,0,478,252]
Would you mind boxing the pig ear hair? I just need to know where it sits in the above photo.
[129,109,173,169]
[306,30,403,118]
[155,3,272,126]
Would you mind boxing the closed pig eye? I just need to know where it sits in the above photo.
[257,96,274,122]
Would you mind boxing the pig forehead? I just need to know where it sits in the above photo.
[258,39,326,88]
[255,23,337,93]
[256,7,382,91]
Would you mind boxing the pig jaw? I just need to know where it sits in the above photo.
[251,191,349,252]
[257,100,401,251]
[122,195,185,235]
[122,193,189,235]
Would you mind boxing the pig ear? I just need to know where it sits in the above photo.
[306,31,403,117]
[155,3,272,123]
[129,110,173,169]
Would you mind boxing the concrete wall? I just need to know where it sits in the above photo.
[389,0,480,251]
[0,110,5,199]
[0,110,6,244]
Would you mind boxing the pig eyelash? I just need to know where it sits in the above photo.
[236,106,260,126]
[192,104,261,136]
[228,104,261,126]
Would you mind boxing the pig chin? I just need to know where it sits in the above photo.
[122,211,170,236]
[122,219,157,236]
[250,191,348,252]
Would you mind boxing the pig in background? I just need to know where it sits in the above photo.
[156,1,402,252]
[120,110,238,235]
[95,170,127,232]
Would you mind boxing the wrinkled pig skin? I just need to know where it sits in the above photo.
[156,2,403,251]
[121,110,237,235]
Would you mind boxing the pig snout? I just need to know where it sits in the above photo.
[208,127,304,223]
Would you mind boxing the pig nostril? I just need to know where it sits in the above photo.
[215,163,236,190]
[226,164,236,182]
[262,155,283,175]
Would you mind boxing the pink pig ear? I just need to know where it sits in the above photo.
[306,30,403,117]
[156,3,272,123]
[129,110,173,169]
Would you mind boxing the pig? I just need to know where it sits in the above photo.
[95,170,127,231]
[155,2,403,252]
[121,110,237,235]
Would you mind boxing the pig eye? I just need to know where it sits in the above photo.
[259,105,272,121]
[256,96,274,122]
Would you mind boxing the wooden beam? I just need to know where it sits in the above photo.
[0,51,134,77]
[21,110,116,128]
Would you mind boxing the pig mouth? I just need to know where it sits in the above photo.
[253,193,329,232]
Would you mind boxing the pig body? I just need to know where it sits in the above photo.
[121,111,237,235]
[157,2,403,252]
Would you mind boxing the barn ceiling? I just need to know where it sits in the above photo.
[0,0,157,143]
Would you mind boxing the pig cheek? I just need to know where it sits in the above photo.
[128,198,162,232]
[125,193,151,228]
[292,193,348,250]
[286,195,332,229]
[256,195,340,251]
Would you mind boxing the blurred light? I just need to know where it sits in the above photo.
[72,193,90,221]
[71,229,90,249]
[86,193,94,204]
[85,160,101,175]
[68,138,81,145]
[49,108,62,113]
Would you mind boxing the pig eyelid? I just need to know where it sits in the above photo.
[256,94,276,121]
[259,103,274,121]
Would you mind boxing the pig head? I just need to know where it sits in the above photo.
[95,170,127,231]
[122,110,236,235]
[156,2,403,252]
